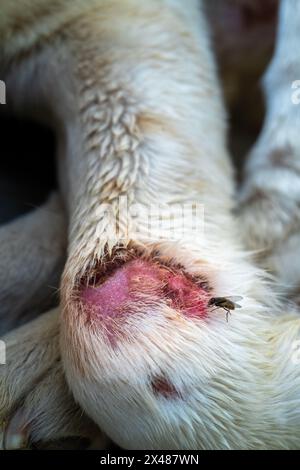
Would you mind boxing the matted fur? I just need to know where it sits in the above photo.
[0,0,300,449]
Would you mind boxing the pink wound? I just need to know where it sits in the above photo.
[80,259,209,321]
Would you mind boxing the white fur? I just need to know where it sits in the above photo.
[238,0,300,298]
[1,0,300,450]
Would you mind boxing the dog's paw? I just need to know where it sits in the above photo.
[0,309,106,449]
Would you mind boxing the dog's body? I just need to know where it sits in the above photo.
[1,0,300,449]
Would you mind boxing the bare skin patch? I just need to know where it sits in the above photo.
[78,256,210,327]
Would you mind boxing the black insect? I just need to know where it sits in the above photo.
[208,296,243,321]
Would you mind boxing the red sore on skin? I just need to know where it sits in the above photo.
[162,272,209,317]
[151,376,180,399]
[80,259,209,321]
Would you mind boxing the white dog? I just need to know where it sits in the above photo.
[1,0,300,449]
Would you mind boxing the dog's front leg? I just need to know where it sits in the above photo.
[0,193,66,335]
[238,0,300,299]
[239,0,300,253]
[55,0,258,450]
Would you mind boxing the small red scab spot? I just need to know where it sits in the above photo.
[151,376,180,399]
